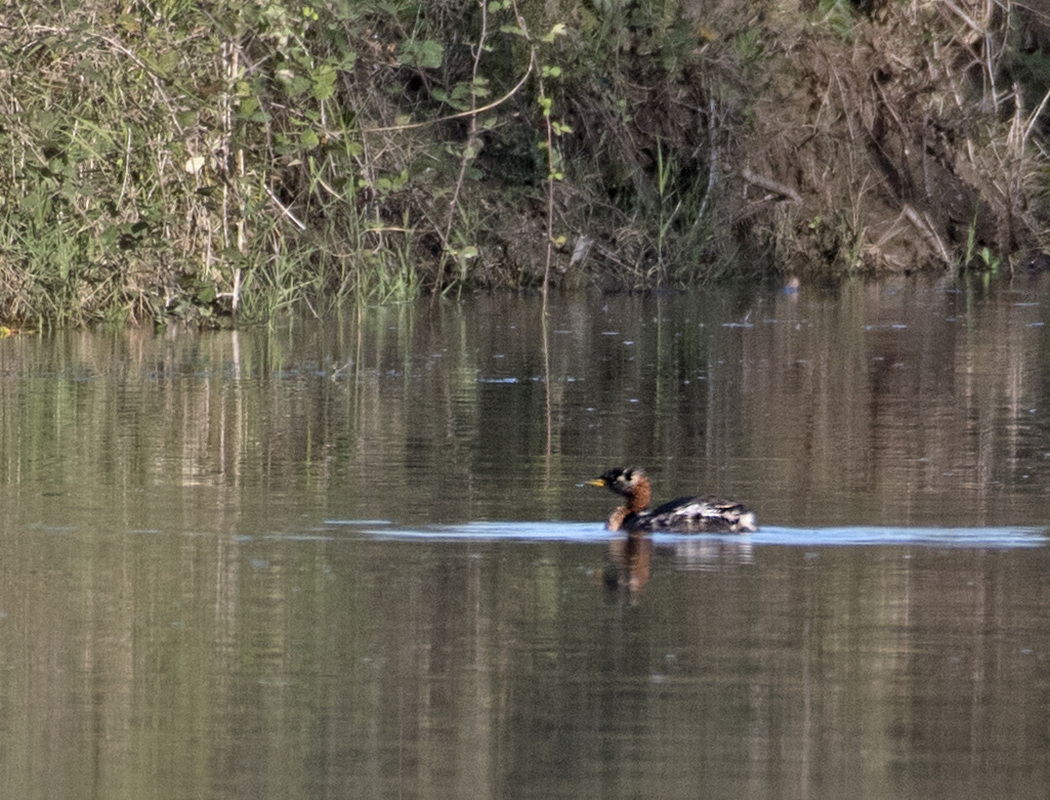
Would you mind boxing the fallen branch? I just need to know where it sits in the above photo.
[902,204,951,266]
[741,168,803,203]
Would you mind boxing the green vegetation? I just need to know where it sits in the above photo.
[0,0,1048,325]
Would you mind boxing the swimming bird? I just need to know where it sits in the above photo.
[587,466,757,533]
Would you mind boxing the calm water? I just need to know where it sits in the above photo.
[3,278,1050,799]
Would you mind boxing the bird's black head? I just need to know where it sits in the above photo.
[588,466,648,497]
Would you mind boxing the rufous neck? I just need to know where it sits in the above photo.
[628,477,652,513]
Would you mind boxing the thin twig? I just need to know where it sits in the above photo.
[360,61,534,134]
[264,185,306,231]
[1023,86,1050,147]
[509,0,556,311]
[694,97,719,223]
[440,0,489,278]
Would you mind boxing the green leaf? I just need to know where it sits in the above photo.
[312,64,337,101]
[275,64,311,96]
[196,283,217,304]
[238,96,259,116]
[542,23,568,42]
[398,39,443,69]
[155,49,180,76]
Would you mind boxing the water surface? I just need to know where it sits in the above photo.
[3,278,1050,798]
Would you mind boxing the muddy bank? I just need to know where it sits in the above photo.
[732,1,1050,277]
[520,0,1050,286]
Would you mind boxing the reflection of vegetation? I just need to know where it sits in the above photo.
[2,284,1048,525]
[2,287,1050,793]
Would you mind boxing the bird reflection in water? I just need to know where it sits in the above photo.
[602,531,756,598]
[603,530,652,596]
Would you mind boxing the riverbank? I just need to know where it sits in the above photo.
[0,0,1047,324]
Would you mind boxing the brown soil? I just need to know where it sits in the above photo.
[734,1,1050,276]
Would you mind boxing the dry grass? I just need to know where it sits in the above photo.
[734,0,1050,275]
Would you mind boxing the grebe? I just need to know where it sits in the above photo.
[587,466,757,533]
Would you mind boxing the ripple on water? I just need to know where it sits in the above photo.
[349,521,1048,549]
